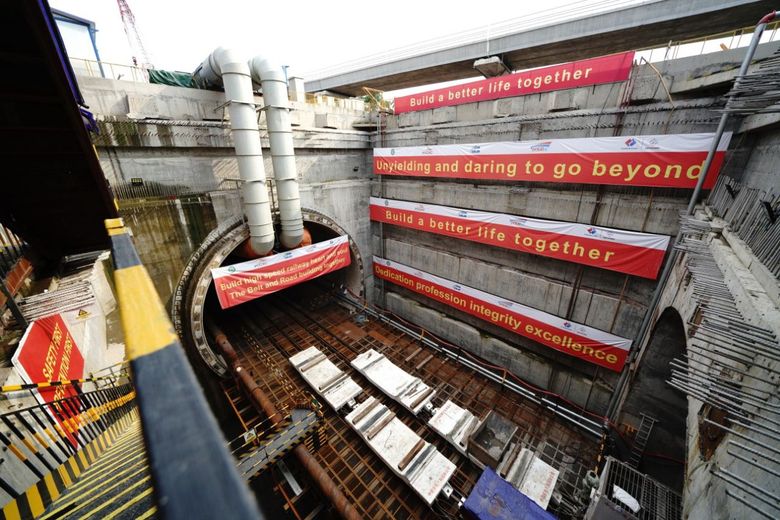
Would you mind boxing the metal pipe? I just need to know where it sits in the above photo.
[683,352,776,385]
[727,448,780,479]
[702,418,780,455]
[193,48,275,256]
[338,292,606,437]
[725,489,777,520]
[207,322,361,520]
[666,378,749,423]
[729,416,780,440]
[670,359,771,398]
[730,441,780,469]
[713,468,780,511]
[249,56,305,249]
[607,11,776,420]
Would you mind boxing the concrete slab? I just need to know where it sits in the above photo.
[505,448,559,510]
[351,349,435,414]
[290,346,362,410]
[429,399,479,454]
[346,398,456,505]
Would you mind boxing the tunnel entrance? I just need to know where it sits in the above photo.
[620,307,688,492]
[202,284,602,519]
[171,208,364,376]
[170,208,605,519]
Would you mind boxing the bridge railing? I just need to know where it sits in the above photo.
[105,217,262,519]
[69,57,148,83]
[636,19,780,63]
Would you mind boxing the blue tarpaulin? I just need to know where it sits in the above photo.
[463,467,557,520]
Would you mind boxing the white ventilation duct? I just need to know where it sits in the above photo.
[193,48,275,256]
[193,48,305,253]
[249,56,304,249]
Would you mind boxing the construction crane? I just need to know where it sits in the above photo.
[116,0,153,69]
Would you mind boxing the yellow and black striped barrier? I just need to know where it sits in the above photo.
[105,218,262,520]
[2,425,128,520]
[1,373,128,394]
[0,386,137,520]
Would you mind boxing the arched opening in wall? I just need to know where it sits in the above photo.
[165,209,366,510]
[617,307,687,492]
[171,209,365,378]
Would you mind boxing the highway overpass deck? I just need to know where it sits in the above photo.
[305,0,776,96]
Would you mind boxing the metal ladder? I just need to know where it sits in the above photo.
[628,413,656,468]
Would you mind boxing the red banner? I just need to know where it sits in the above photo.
[374,133,731,188]
[373,257,630,371]
[212,236,351,309]
[394,52,635,113]
[370,197,669,279]
[12,314,85,445]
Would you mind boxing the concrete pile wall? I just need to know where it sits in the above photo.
[372,43,779,415]
[642,220,780,519]
[657,123,779,517]
[77,42,779,422]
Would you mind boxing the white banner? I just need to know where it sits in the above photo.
[375,133,731,158]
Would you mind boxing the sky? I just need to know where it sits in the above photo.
[49,0,768,98]
[49,0,607,77]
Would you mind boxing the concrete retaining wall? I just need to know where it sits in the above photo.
[79,77,376,300]
[371,43,780,416]
[642,228,780,519]
[76,44,780,419]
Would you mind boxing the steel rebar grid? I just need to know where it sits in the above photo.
[223,309,446,518]
[208,321,362,520]
[606,10,778,421]
[208,288,601,519]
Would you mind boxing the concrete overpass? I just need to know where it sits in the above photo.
[305,0,777,96]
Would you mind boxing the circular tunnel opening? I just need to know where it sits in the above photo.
[172,209,364,376]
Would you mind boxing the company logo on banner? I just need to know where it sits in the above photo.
[370,197,669,279]
[374,133,732,189]
[372,257,631,371]
[211,236,351,309]
[12,314,85,446]
[394,51,635,113]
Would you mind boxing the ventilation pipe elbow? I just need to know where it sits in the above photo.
[249,56,305,249]
[758,11,776,25]
[193,48,275,256]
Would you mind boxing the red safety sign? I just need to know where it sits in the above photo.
[12,314,85,445]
